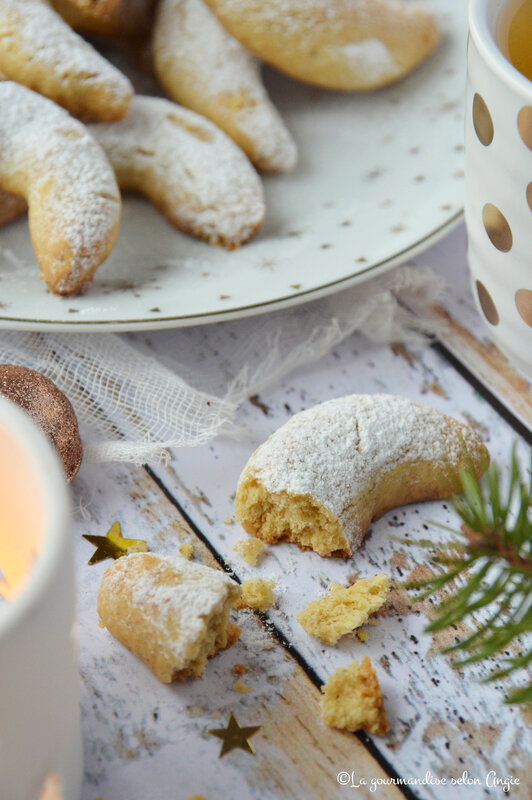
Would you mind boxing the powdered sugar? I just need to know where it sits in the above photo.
[0,0,132,114]
[338,39,397,82]
[103,553,239,662]
[89,95,265,246]
[203,0,438,89]
[241,394,483,543]
[205,0,429,31]
[0,81,120,291]
[153,0,297,172]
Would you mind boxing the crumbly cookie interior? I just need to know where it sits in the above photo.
[321,657,389,736]
[177,594,236,680]
[297,574,389,645]
[235,477,349,557]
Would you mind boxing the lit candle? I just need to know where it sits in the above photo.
[0,423,44,604]
[0,397,82,800]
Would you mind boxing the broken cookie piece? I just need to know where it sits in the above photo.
[321,657,389,736]
[321,656,390,736]
[98,552,241,682]
[297,573,389,645]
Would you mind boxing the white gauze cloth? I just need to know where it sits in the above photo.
[0,265,443,464]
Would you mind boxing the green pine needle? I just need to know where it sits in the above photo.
[407,444,532,705]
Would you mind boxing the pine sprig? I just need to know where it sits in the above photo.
[407,445,532,704]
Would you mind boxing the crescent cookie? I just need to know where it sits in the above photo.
[0,0,132,120]
[88,95,265,248]
[98,552,241,682]
[0,81,121,295]
[52,0,155,40]
[203,0,440,91]
[235,394,489,557]
[153,0,297,173]
[0,95,265,249]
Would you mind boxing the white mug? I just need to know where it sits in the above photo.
[0,397,82,800]
[466,0,532,377]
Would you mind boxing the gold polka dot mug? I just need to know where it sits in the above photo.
[466,0,532,376]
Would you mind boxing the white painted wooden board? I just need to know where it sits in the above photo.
[152,333,531,799]
[72,463,405,800]
[69,227,531,800]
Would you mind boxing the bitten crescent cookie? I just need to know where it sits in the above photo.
[98,552,241,682]
[89,95,265,247]
[0,81,121,295]
[0,94,265,249]
[0,0,132,120]
[203,0,439,91]
[235,394,489,557]
[153,0,297,173]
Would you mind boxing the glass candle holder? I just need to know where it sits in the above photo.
[0,397,82,800]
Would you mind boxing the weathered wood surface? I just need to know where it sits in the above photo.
[73,224,532,800]
[151,330,530,800]
[73,463,404,800]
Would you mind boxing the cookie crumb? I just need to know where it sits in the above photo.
[297,574,388,645]
[321,657,389,736]
[233,537,265,565]
[233,679,252,694]
[224,517,234,525]
[234,578,275,611]
[357,629,370,642]
[178,541,194,560]
[232,663,248,675]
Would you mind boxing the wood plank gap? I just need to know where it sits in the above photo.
[144,464,423,800]
[144,464,241,580]
[432,342,532,444]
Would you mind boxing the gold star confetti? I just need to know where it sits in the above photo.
[83,521,148,565]
[207,713,261,757]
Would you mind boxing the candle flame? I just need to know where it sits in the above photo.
[0,549,38,603]
[0,567,10,603]
[0,427,45,604]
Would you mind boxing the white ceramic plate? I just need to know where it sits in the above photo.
[0,1,466,331]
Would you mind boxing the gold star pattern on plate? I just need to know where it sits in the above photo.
[207,713,261,757]
[82,521,148,565]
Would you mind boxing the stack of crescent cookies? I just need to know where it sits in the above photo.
[0,0,439,295]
